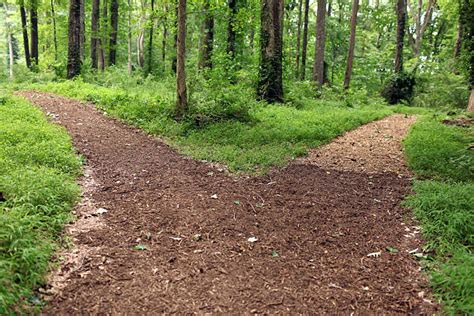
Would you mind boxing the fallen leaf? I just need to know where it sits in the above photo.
[95,208,108,215]
[134,244,147,251]
[367,251,381,258]
[169,236,183,241]
[247,237,258,243]
[272,250,279,257]
[192,234,202,241]
[386,246,399,253]
[210,194,218,199]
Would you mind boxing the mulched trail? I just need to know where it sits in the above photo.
[19,91,438,314]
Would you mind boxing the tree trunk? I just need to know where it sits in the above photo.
[67,0,82,78]
[30,0,39,66]
[109,0,119,65]
[91,0,100,69]
[454,12,463,59]
[394,0,406,73]
[51,0,58,61]
[300,0,309,80]
[128,0,133,74]
[175,0,187,119]
[257,0,284,103]
[468,88,474,112]
[19,2,31,69]
[8,32,14,78]
[99,0,108,71]
[295,0,303,77]
[343,0,359,90]
[80,0,85,60]
[172,4,178,73]
[313,0,327,87]
[198,0,214,69]
[137,32,145,67]
[145,0,155,75]
[162,21,168,65]
[227,0,237,58]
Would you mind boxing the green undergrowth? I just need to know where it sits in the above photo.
[22,79,397,173]
[403,115,474,314]
[0,94,81,313]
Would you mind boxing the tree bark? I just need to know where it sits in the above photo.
[80,0,85,60]
[257,0,284,103]
[313,0,327,87]
[407,0,434,58]
[30,0,39,66]
[109,0,119,65]
[454,10,463,59]
[343,0,359,90]
[300,0,309,80]
[175,0,187,119]
[198,0,214,69]
[91,0,101,69]
[295,0,303,77]
[8,32,14,78]
[227,0,237,58]
[19,1,31,69]
[145,0,155,75]
[468,88,474,112]
[394,0,406,73]
[162,20,168,65]
[51,0,58,61]
[172,3,178,73]
[67,0,82,78]
[128,0,133,74]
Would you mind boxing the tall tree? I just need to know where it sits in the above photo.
[80,0,86,59]
[19,0,31,69]
[227,0,237,58]
[162,5,168,65]
[109,0,119,65]
[459,0,473,111]
[394,0,406,73]
[407,0,435,58]
[198,0,214,69]
[300,0,309,79]
[343,0,359,90]
[99,0,108,71]
[313,0,327,87]
[30,0,39,66]
[127,0,133,74]
[175,0,187,118]
[145,0,155,75]
[295,0,303,77]
[257,0,284,102]
[67,0,82,78]
[50,0,58,61]
[91,0,101,69]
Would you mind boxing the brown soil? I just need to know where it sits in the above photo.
[442,116,474,128]
[18,91,438,314]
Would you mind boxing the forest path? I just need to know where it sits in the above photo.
[19,91,438,314]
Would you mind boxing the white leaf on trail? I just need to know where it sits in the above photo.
[169,237,183,241]
[210,194,218,199]
[247,237,258,243]
[95,208,108,215]
[367,251,381,257]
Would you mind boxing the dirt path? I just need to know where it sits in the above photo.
[19,91,438,314]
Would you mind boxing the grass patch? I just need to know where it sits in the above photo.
[23,79,393,173]
[0,94,81,313]
[403,117,474,314]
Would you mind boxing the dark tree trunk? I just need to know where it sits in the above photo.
[67,0,82,78]
[99,0,108,71]
[145,0,155,76]
[51,0,58,61]
[313,0,327,87]
[80,0,85,60]
[175,0,187,119]
[172,3,178,73]
[199,0,214,69]
[394,0,406,73]
[295,0,303,77]
[257,0,284,103]
[300,0,309,80]
[454,11,463,59]
[227,0,237,58]
[343,0,359,90]
[30,0,39,66]
[162,22,168,64]
[19,1,31,69]
[127,0,132,74]
[91,0,100,69]
[109,0,119,65]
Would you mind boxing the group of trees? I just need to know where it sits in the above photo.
[2,0,473,112]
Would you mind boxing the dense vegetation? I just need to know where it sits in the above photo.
[0,93,81,313]
[0,0,473,312]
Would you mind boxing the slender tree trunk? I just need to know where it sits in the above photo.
[30,0,39,66]
[8,32,14,78]
[172,4,178,73]
[175,0,187,119]
[395,0,406,73]
[454,14,463,59]
[198,0,214,69]
[227,0,237,58]
[67,0,82,78]
[313,0,327,87]
[295,0,303,77]
[109,0,119,65]
[145,0,155,75]
[80,0,85,60]
[468,89,474,112]
[162,21,168,65]
[300,0,309,79]
[343,0,359,90]
[51,0,58,61]
[99,0,108,71]
[128,0,133,74]
[257,0,284,103]
[91,0,100,69]
[19,2,31,69]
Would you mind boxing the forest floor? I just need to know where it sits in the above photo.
[19,91,439,314]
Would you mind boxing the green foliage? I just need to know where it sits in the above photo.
[404,116,474,314]
[381,72,416,105]
[0,95,80,313]
[404,118,473,181]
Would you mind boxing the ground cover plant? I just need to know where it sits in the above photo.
[0,93,81,313]
[404,116,474,314]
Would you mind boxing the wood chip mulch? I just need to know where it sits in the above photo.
[18,91,439,314]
